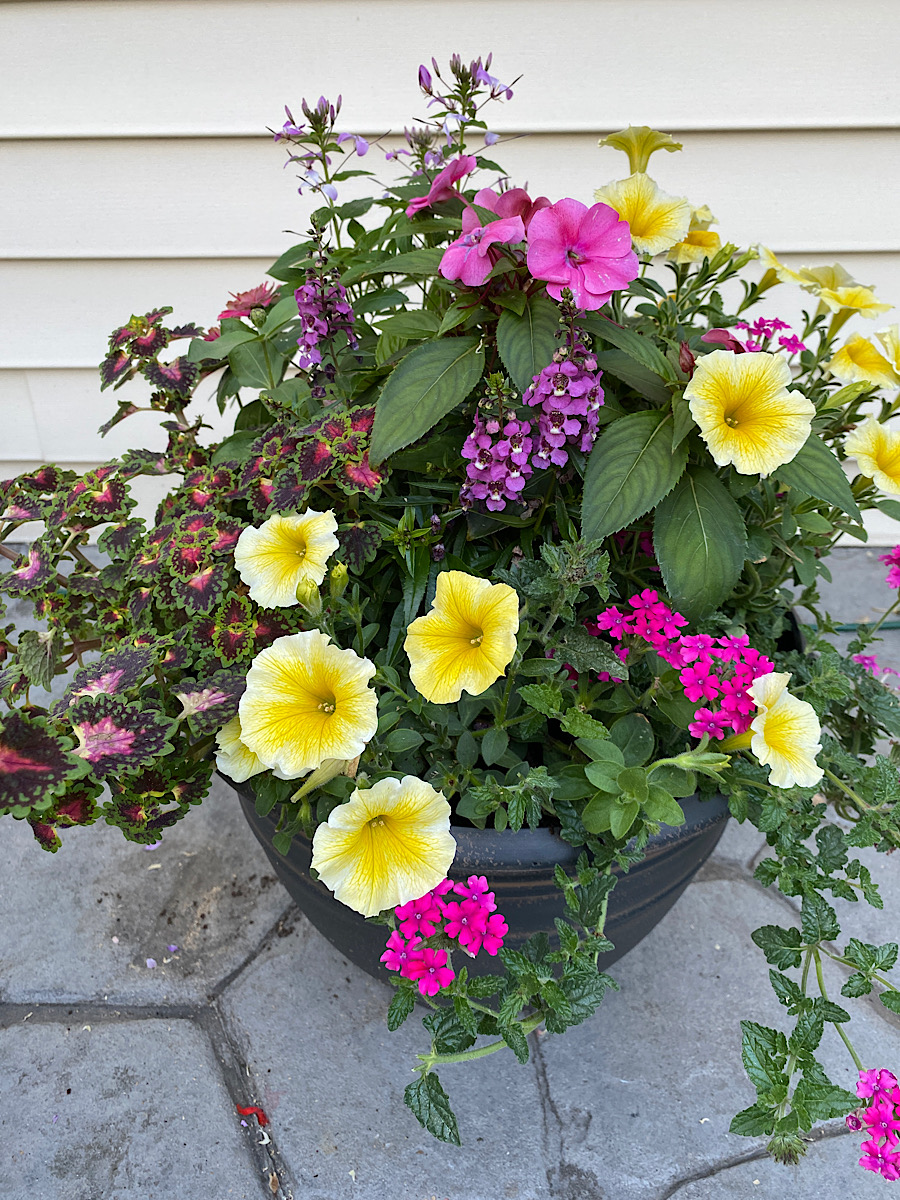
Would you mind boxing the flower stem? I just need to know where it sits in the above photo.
[814,948,863,1071]
[418,1012,544,1068]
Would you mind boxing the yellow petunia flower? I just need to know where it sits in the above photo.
[234,509,339,608]
[690,204,716,231]
[827,334,900,390]
[817,284,892,320]
[844,417,900,495]
[404,571,519,704]
[748,672,823,789]
[594,173,692,256]
[668,229,722,265]
[876,325,900,374]
[685,348,815,476]
[597,125,683,175]
[238,630,377,779]
[756,250,891,319]
[310,775,456,916]
[215,715,267,784]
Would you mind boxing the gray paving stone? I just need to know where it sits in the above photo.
[0,1017,260,1200]
[811,547,898,625]
[0,778,290,1005]
[701,815,766,877]
[671,1131,885,1198]
[220,917,551,1200]
[532,877,900,1200]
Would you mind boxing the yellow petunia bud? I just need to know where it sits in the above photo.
[295,577,322,615]
[329,562,349,601]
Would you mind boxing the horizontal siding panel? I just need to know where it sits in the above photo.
[1,1,899,137]
[3,130,900,263]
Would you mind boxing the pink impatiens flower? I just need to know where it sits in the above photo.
[440,215,526,286]
[526,198,639,311]
[470,186,550,231]
[405,154,477,217]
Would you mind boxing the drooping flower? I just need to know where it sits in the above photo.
[404,571,519,704]
[876,325,900,375]
[439,214,526,286]
[818,284,892,320]
[526,198,639,310]
[845,417,900,495]
[597,126,683,175]
[593,173,692,256]
[405,154,477,217]
[233,509,339,608]
[747,672,823,788]
[215,715,267,783]
[218,282,278,321]
[827,334,900,389]
[685,348,815,476]
[469,185,550,230]
[668,229,722,265]
[238,631,377,778]
[310,775,456,916]
[757,251,892,319]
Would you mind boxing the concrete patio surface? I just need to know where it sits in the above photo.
[2,548,900,1199]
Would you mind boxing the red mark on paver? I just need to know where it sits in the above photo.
[236,1104,269,1127]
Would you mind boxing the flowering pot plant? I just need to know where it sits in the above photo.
[5,54,900,1173]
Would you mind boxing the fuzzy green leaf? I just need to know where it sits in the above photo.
[404,1073,461,1146]
[752,924,804,970]
[495,294,560,391]
[386,986,416,1031]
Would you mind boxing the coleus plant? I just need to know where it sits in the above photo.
[3,54,900,1173]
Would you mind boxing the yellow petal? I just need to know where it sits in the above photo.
[668,229,722,265]
[875,325,900,373]
[311,775,456,916]
[234,509,339,608]
[690,204,717,231]
[817,284,893,319]
[238,630,377,778]
[404,571,519,704]
[757,246,805,286]
[685,349,814,476]
[597,125,682,175]
[593,173,692,255]
[749,672,823,788]
[215,715,267,783]
[845,417,900,495]
[827,334,900,390]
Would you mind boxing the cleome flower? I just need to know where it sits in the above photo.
[238,630,377,778]
[404,570,519,704]
[215,714,267,783]
[593,173,692,256]
[685,348,815,476]
[845,417,900,495]
[233,509,339,608]
[826,334,900,390]
[311,775,456,916]
[747,672,823,789]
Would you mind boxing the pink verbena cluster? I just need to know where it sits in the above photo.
[294,275,357,372]
[461,416,534,511]
[881,546,900,590]
[380,875,509,997]
[523,342,605,470]
[589,589,775,738]
[848,1068,900,1180]
[701,318,805,357]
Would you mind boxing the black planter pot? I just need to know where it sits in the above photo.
[232,780,730,982]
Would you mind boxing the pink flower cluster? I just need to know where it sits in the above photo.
[380,875,509,997]
[294,276,357,371]
[848,1068,900,1180]
[701,318,805,357]
[589,589,775,738]
[523,343,605,470]
[881,545,900,590]
[461,415,534,511]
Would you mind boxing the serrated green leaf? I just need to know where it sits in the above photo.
[751,925,804,970]
[559,710,608,738]
[729,1101,778,1137]
[518,682,563,718]
[776,434,862,522]
[740,1021,788,1093]
[386,986,416,1031]
[880,991,900,1015]
[654,466,748,620]
[370,337,484,463]
[500,1022,531,1064]
[404,1073,461,1145]
[801,893,839,944]
[841,971,872,998]
[17,629,57,691]
[496,294,560,391]
[582,410,687,541]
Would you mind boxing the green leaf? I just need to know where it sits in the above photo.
[500,1022,531,1064]
[653,467,748,621]
[457,731,478,770]
[609,713,654,766]
[616,766,649,804]
[376,310,442,339]
[800,893,839,944]
[740,1020,788,1093]
[262,294,302,335]
[671,393,695,449]
[792,1067,857,1122]
[582,410,687,540]
[559,711,608,739]
[577,738,625,767]
[609,797,640,839]
[370,336,484,464]
[649,763,696,797]
[17,630,57,691]
[751,924,804,970]
[403,1073,461,1145]
[188,328,256,362]
[729,1101,778,1137]
[769,970,805,1012]
[343,246,445,284]
[554,626,629,679]
[592,349,671,405]
[495,293,560,391]
[481,727,510,766]
[584,761,622,793]
[880,992,900,1015]
[581,314,678,383]
[643,785,685,826]
[776,435,862,522]
[386,987,416,1031]
[384,727,425,753]
[518,683,563,718]
[581,792,616,833]
[841,972,872,998]
[229,340,283,390]
[876,497,900,522]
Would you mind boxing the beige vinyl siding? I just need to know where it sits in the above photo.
[2,0,899,540]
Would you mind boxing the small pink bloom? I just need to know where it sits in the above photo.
[203,326,221,341]
[380,931,423,976]
[860,1137,900,1180]
[862,1098,900,1145]
[440,215,526,286]
[858,1068,899,1100]
[406,155,477,217]
[406,946,456,996]
[442,899,488,945]
[452,875,496,907]
[218,282,277,321]
[481,912,508,956]
[395,892,443,939]
[527,199,639,311]
[469,186,551,232]
[701,329,746,354]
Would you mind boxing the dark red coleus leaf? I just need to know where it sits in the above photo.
[349,405,376,434]
[337,522,384,571]
[68,694,176,779]
[210,593,255,665]
[0,713,80,813]
[337,451,384,498]
[171,323,203,340]
[143,356,199,398]
[98,519,146,560]
[102,758,212,844]
[83,474,132,520]
[27,782,104,853]
[1,541,54,596]
[294,439,335,482]
[269,467,308,514]
[100,350,134,391]
[118,449,169,479]
[1,495,47,522]
[244,478,276,518]
[131,326,169,358]
[170,562,228,614]
[58,646,156,710]
[128,587,154,625]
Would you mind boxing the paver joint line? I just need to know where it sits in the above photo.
[207,901,301,1002]
[0,1001,200,1028]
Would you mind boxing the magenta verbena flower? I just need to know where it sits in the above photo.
[395,891,444,939]
[526,198,638,311]
[860,1137,900,1180]
[380,930,423,975]
[406,946,456,997]
[859,1068,900,1101]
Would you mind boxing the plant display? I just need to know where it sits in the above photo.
[4,54,900,1173]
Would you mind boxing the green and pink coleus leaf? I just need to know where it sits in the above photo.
[56,646,156,711]
[117,449,169,479]
[27,781,103,853]
[0,712,83,814]
[336,451,384,498]
[269,467,309,513]
[99,350,135,391]
[98,519,147,560]
[170,562,229,614]
[67,694,176,779]
[0,540,55,596]
[175,668,246,735]
[142,355,199,398]
[102,758,213,844]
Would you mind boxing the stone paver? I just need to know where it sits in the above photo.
[0,1018,261,1200]
[0,777,291,1005]
[220,918,551,1200]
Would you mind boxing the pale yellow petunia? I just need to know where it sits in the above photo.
[748,672,823,789]
[594,173,692,256]
[876,325,900,374]
[827,334,900,390]
[755,250,891,319]
[238,630,377,779]
[311,775,456,916]
[234,509,339,608]
[668,229,722,265]
[844,417,900,495]
[817,284,893,320]
[404,571,519,705]
[684,349,815,476]
[215,715,267,784]
[597,126,683,175]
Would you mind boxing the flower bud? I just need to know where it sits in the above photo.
[678,341,695,376]
[418,64,433,93]
[329,562,349,601]
[295,578,322,615]
[250,307,267,330]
